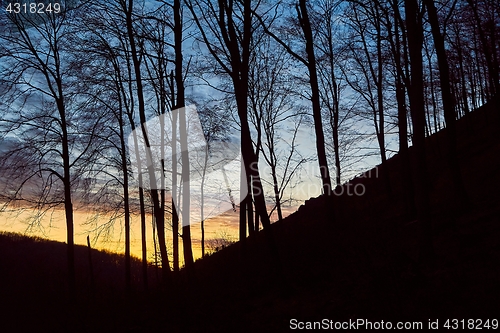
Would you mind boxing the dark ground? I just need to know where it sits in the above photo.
[1,100,499,332]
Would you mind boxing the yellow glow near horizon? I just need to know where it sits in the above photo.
[0,206,238,263]
[0,204,298,265]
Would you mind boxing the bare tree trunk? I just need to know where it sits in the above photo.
[130,124,149,289]
[86,236,95,292]
[455,36,470,115]
[239,162,247,246]
[105,35,141,292]
[186,0,274,248]
[139,185,148,288]
[325,7,341,187]
[119,107,132,293]
[64,193,75,299]
[152,209,159,281]
[297,0,332,196]
[247,192,255,235]
[129,116,149,289]
[375,12,387,166]
[466,0,500,97]
[374,5,391,194]
[405,0,434,264]
[389,0,415,218]
[424,42,439,133]
[179,108,194,267]
[423,0,468,211]
[124,0,170,282]
[254,210,260,232]
[200,144,209,258]
[57,79,76,299]
[271,169,283,222]
[170,72,180,272]
[172,198,179,270]
[173,0,194,268]
[332,106,341,187]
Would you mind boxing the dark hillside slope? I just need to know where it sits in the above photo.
[0,233,159,332]
[0,100,499,332]
[171,99,500,331]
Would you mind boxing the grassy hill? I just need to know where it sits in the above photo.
[1,100,499,332]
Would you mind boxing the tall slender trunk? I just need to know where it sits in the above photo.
[332,121,341,186]
[247,192,255,235]
[405,0,434,264]
[124,0,170,282]
[123,47,149,289]
[326,22,341,187]
[152,208,159,281]
[57,84,75,299]
[456,36,470,114]
[374,11,390,194]
[466,0,500,97]
[391,0,415,217]
[118,103,132,293]
[237,92,272,230]
[109,54,139,291]
[139,185,148,287]
[247,177,255,235]
[185,0,275,255]
[297,0,332,196]
[376,18,387,165]
[239,157,248,246]
[254,208,260,232]
[130,122,148,290]
[226,0,272,234]
[425,43,439,133]
[179,108,194,267]
[63,181,75,298]
[200,144,208,257]
[423,0,468,209]
[173,0,193,268]
[172,198,179,270]
[271,168,283,222]
[170,71,180,272]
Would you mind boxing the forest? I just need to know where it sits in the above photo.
[0,0,499,331]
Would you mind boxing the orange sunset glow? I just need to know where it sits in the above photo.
[0,204,299,264]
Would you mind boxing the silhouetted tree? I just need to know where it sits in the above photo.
[253,1,333,197]
[141,5,176,274]
[0,5,105,297]
[122,0,171,282]
[173,0,194,269]
[423,0,468,211]
[381,0,416,217]
[186,0,273,246]
[248,35,308,222]
[195,103,232,257]
[313,0,344,187]
[465,0,500,97]
[404,0,434,263]
[344,0,389,166]
[82,0,159,290]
